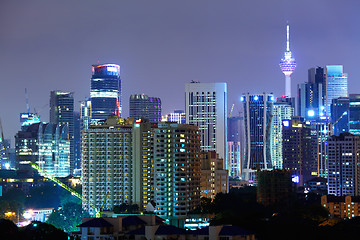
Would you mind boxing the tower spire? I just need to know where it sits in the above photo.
[286,24,290,52]
[279,23,296,98]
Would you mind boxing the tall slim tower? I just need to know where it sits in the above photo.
[279,24,297,97]
[185,82,227,168]
[90,64,121,122]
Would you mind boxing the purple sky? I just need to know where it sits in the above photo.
[1,0,360,143]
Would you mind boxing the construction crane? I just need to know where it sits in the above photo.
[333,111,348,128]
[230,104,235,117]
[30,163,103,217]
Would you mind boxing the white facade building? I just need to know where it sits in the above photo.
[185,82,227,169]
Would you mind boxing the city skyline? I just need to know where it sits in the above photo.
[1,1,360,142]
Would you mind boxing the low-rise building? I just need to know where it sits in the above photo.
[321,195,360,219]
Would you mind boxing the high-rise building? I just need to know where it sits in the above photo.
[50,90,74,174]
[90,64,121,122]
[73,112,81,174]
[309,118,332,178]
[20,113,40,131]
[82,116,202,222]
[279,24,296,98]
[153,122,201,227]
[227,116,243,177]
[325,65,348,117]
[331,94,360,136]
[162,110,186,124]
[241,93,274,181]
[129,94,162,123]
[15,122,70,177]
[200,151,228,199]
[328,133,360,196]
[298,67,325,119]
[185,82,227,168]
[282,117,316,185]
[331,97,349,136]
[270,98,294,169]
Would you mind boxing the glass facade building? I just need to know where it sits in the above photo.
[325,65,348,117]
[129,94,162,123]
[241,93,274,181]
[90,64,121,122]
[50,91,74,174]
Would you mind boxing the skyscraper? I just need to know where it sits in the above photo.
[129,94,162,123]
[282,117,316,185]
[185,82,227,168]
[328,133,360,196]
[298,67,325,119]
[241,93,274,181]
[279,24,296,98]
[331,97,349,136]
[50,90,74,174]
[227,116,243,177]
[325,65,348,117]
[270,98,294,169]
[90,64,121,122]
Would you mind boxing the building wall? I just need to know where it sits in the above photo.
[200,151,228,199]
[241,93,274,181]
[327,133,360,196]
[154,122,201,225]
[185,82,227,169]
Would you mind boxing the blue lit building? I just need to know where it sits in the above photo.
[90,64,121,122]
[331,94,360,136]
[241,93,274,181]
[325,65,348,117]
[298,67,325,120]
[20,113,40,131]
[331,97,349,136]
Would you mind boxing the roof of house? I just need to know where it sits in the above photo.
[219,226,253,236]
[122,216,146,226]
[155,225,187,235]
[77,218,113,228]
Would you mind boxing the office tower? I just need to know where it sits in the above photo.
[20,113,40,131]
[90,64,121,122]
[279,24,297,97]
[298,67,325,119]
[129,94,162,123]
[331,97,349,136]
[73,112,81,174]
[80,99,92,131]
[15,122,70,177]
[0,139,10,169]
[325,65,348,117]
[185,82,227,168]
[270,98,294,169]
[162,110,186,124]
[50,91,74,175]
[153,122,201,227]
[200,151,228,199]
[328,133,360,196]
[241,93,274,181]
[227,116,242,177]
[331,94,360,136]
[310,118,332,178]
[282,117,316,185]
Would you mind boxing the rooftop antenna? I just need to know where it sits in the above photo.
[25,88,30,114]
[286,22,290,52]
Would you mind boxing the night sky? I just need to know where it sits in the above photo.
[1,0,359,143]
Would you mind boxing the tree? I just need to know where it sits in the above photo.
[19,221,68,240]
[113,203,139,214]
[46,202,90,233]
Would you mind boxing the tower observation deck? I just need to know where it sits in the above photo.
[279,24,296,98]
